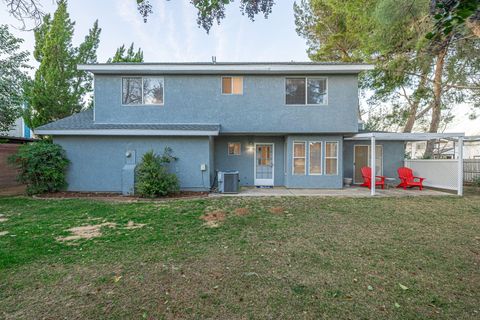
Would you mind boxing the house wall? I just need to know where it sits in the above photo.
[214,136,285,186]
[93,74,359,134]
[285,135,344,188]
[5,118,31,138]
[343,140,405,183]
[54,136,212,192]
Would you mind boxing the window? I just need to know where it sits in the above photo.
[122,77,142,105]
[122,77,164,105]
[325,142,338,175]
[309,142,322,175]
[228,142,241,155]
[285,78,306,104]
[293,141,306,175]
[307,78,327,104]
[222,76,243,95]
[285,77,327,105]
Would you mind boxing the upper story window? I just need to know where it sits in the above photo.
[122,77,164,105]
[222,76,243,95]
[285,77,327,105]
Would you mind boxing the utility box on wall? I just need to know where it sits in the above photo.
[122,150,136,196]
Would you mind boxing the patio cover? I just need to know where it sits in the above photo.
[345,132,465,196]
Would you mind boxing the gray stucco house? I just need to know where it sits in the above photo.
[35,62,406,194]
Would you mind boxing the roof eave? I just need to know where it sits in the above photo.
[77,63,375,74]
[345,132,465,141]
[35,129,220,136]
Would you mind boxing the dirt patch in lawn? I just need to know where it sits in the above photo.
[200,210,226,228]
[234,207,250,216]
[0,214,7,223]
[269,206,285,214]
[124,221,146,230]
[57,222,117,242]
[0,231,8,236]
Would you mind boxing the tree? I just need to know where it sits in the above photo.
[2,0,43,30]
[23,0,101,130]
[107,43,143,63]
[427,0,480,39]
[295,0,480,157]
[0,24,30,133]
[137,0,275,32]
[3,0,276,33]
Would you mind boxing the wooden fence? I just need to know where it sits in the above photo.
[0,144,21,188]
[464,159,480,183]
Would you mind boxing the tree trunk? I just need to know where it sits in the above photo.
[424,46,448,158]
[403,73,428,133]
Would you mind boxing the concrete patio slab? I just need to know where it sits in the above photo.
[209,186,454,197]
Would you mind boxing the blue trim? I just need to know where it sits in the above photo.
[23,122,31,138]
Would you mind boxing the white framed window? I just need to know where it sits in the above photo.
[222,76,243,95]
[292,141,306,175]
[285,77,327,105]
[122,77,164,105]
[325,141,338,175]
[227,142,241,155]
[309,141,322,175]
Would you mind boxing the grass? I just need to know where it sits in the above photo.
[0,192,479,319]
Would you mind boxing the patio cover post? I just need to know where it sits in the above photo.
[370,135,376,196]
[457,137,464,196]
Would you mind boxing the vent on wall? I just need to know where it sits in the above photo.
[218,171,239,193]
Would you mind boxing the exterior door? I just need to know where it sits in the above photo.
[254,143,274,186]
[354,145,383,184]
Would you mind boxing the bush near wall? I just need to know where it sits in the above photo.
[8,142,69,195]
[472,176,480,188]
[135,148,180,198]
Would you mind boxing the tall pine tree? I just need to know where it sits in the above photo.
[107,43,143,63]
[294,0,480,158]
[24,0,101,129]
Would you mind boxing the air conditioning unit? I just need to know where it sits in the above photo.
[218,171,240,193]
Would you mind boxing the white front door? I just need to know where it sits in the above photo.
[254,143,274,186]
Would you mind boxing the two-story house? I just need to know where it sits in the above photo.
[35,62,407,194]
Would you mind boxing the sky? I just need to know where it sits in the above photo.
[1,0,478,135]
[1,0,308,63]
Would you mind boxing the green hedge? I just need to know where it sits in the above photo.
[8,142,69,195]
[135,148,180,198]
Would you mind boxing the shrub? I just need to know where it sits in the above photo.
[8,142,70,195]
[472,176,480,188]
[135,148,180,197]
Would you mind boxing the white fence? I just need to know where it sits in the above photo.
[404,159,460,191]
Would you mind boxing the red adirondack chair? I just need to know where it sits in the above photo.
[361,166,385,189]
[397,167,425,190]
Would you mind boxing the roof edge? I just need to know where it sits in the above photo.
[35,129,220,136]
[78,62,375,74]
[345,132,465,141]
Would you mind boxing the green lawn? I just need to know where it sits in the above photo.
[0,193,479,319]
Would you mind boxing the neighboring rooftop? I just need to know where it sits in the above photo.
[35,110,220,136]
[78,61,374,75]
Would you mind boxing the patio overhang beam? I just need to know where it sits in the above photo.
[345,132,465,141]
